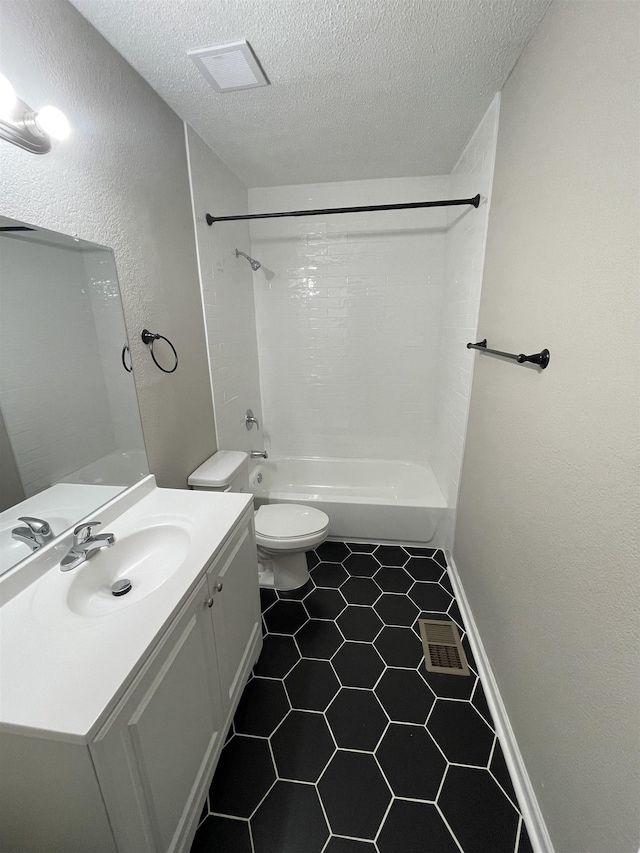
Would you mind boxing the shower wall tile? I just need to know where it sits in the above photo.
[186,126,265,458]
[431,95,501,548]
[249,177,450,464]
[0,238,116,496]
[84,249,146,456]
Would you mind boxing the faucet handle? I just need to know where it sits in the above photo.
[73,520,101,543]
[245,409,260,431]
[18,516,51,536]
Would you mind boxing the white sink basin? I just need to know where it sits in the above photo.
[0,479,255,741]
[66,524,191,617]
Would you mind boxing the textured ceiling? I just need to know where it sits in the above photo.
[70,0,551,187]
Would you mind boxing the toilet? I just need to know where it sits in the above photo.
[188,451,329,591]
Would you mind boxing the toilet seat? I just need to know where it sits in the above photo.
[255,504,329,550]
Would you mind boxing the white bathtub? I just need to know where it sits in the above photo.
[61,450,148,487]
[250,456,447,544]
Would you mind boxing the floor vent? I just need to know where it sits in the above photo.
[419,619,470,676]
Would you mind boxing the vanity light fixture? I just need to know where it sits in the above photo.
[0,74,16,119]
[0,73,70,154]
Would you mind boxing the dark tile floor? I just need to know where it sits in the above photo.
[192,542,532,853]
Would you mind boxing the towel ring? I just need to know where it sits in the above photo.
[121,344,132,373]
[141,329,178,373]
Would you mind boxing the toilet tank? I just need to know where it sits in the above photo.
[188,451,250,493]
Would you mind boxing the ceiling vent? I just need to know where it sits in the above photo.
[188,41,269,93]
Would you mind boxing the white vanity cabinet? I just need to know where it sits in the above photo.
[92,510,261,853]
[207,513,262,719]
[0,500,262,853]
[90,576,225,853]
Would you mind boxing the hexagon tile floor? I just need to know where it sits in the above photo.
[191,542,533,853]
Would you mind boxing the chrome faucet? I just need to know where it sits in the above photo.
[60,520,115,571]
[11,516,55,551]
[250,450,268,459]
[245,409,260,430]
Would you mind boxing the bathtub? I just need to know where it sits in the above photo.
[250,456,447,544]
[61,450,148,487]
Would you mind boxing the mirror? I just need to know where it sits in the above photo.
[0,216,149,575]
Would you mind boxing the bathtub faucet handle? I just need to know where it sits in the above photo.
[245,409,260,431]
[251,450,268,459]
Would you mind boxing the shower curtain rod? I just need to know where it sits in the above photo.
[205,194,480,225]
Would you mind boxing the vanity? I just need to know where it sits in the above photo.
[0,476,262,853]
[0,216,261,851]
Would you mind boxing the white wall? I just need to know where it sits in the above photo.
[0,0,216,488]
[432,95,500,547]
[454,3,640,851]
[186,127,265,457]
[0,237,116,496]
[249,177,450,463]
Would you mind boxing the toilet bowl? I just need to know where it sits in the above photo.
[254,503,329,590]
[188,451,329,591]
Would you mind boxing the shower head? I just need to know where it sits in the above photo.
[235,248,261,271]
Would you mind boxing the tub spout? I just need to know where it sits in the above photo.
[251,450,268,459]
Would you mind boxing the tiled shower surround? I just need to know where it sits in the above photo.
[192,542,531,853]
[0,239,143,496]
[249,176,450,466]
[248,98,500,548]
[187,127,266,457]
[432,94,500,543]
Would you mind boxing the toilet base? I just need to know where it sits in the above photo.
[257,548,310,591]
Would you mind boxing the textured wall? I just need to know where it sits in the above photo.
[0,0,216,488]
[249,177,449,463]
[431,95,500,548]
[186,127,265,458]
[454,3,640,851]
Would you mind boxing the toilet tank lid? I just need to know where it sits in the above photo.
[188,451,249,488]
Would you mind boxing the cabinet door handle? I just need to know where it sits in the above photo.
[216,582,224,592]
[206,598,214,608]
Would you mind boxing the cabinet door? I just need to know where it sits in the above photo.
[208,515,262,719]
[91,577,224,853]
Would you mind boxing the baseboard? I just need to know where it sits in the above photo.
[446,554,555,853]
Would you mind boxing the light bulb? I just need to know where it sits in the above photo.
[0,74,16,120]
[34,105,70,140]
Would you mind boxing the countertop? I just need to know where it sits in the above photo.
[0,480,253,743]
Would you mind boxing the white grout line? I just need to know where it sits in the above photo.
[235,731,273,741]
[314,778,333,840]
[425,725,451,765]
[373,796,395,845]
[218,544,528,852]
[209,812,252,822]
[435,801,466,853]
[330,745,383,756]
[391,794,439,805]
[373,719,391,751]
[489,767,522,813]
[434,761,449,802]
[488,733,498,768]
[247,818,256,853]
[373,752,395,798]
[514,816,523,853]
